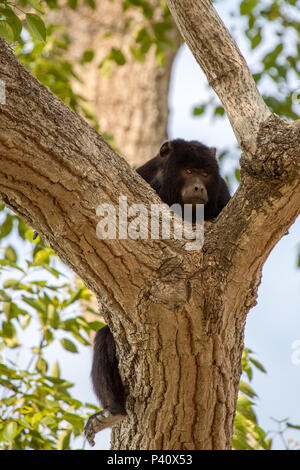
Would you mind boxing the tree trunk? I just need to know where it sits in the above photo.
[0,0,299,450]
[49,0,180,167]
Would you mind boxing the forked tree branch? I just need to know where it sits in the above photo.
[0,38,184,317]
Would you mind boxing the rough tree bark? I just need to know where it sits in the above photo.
[0,0,299,450]
[48,1,180,329]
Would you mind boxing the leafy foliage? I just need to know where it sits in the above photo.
[14,23,100,129]
[234,350,300,450]
[99,1,176,74]
[194,0,300,122]
[232,348,272,450]
[0,207,104,449]
[0,363,97,449]
[0,1,46,42]
[0,0,177,70]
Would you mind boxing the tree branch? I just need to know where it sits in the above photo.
[166,0,271,150]
[164,1,299,319]
[0,38,182,317]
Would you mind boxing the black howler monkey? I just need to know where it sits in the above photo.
[84,139,231,445]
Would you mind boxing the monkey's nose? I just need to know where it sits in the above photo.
[194,186,204,194]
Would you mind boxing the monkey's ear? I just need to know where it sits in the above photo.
[209,147,217,159]
[159,140,172,158]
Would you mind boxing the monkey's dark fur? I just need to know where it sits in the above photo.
[85,139,231,442]
[91,326,126,415]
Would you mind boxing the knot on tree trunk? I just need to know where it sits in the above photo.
[241,114,300,182]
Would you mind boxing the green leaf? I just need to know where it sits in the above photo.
[235,168,241,182]
[3,279,20,289]
[27,0,46,14]
[22,295,47,314]
[0,259,24,272]
[135,26,150,44]
[4,246,17,263]
[46,0,58,10]
[240,0,259,15]
[236,397,257,424]
[0,8,22,42]
[215,106,225,116]
[193,105,205,116]
[0,214,13,238]
[2,320,16,339]
[237,394,254,407]
[99,59,113,77]
[44,0,59,8]
[249,357,267,373]
[46,376,73,388]
[3,422,19,442]
[33,249,50,265]
[51,361,60,378]
[40,264,62,278]
[60,338,78,353]
[26,13,46,42]
[8,303,28,318]
[48,304,60,329]
[0,6,15,18]
[17,218,30,239]
[21,314,31,329]
[62,411,84,429]
[85,0,96,9]
[239,381,257,398]
[0,20,15,43]
[0,289,11,301]
[63,287,84,307]
[36,357,48,374]
[68,0,78,9]
[81,49,94,63]
[109,48,126,66]
[232,433,252,450]
[130,45,145,62]
[87,320,106,331]
[57,429,71,450]
[286,422,300,430]
[155,44,166,67]
[3,301,11,317]
[251,29,262,49]
[263,43,283,69]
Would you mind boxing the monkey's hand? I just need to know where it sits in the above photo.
[84,410,125,447]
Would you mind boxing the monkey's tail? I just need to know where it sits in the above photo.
[91,325,126,415]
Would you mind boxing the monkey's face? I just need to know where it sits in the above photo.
[156,139,221,211]
[179,168,211,205]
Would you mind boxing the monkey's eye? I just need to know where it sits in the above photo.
[201,171,209,177]
[186,169,192,174]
